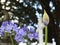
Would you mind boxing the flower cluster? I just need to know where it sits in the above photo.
[0,20,39,43]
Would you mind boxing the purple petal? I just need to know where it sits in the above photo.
[19,29,27,36]
[29,28,35,33]
[14,34,24,42]
[2,21,8,26]
[34,33,39,40]
[5,25,12,33]
[28,33,34,40]
[22,26,28,32]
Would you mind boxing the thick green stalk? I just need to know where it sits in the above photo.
[26,41,31,45]
[4,32,7,39]
[10,34,14,45]
[45,26,48,45]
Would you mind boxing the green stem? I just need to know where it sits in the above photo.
[26,42,30,45]
[45,26,48,45]
[27,42,28,45]
[4,32,7,39]
[4,32,7,38]
[10,34,14,45]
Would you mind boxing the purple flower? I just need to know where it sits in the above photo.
[0,27,5,36]
[28,32,39,40]
[9,20,18,29]
[28,33,34,40]
[0,20,39,42]
[2,21,8,26]
[29,28,35,33]
[13,24,18,28]
[27,25,35,33]
[12,24,19,33]
[18,29,27,36]
[5,24,13,33]
[0,26,5,32]
[22,25,28,32]
[0,31,4,37]
[13,27,19,34]
[33,32,39,40]
[9,20,14,25]
[9,21,19,33]
[14,34,24,42]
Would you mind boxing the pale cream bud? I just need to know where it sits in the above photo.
[43,9,49,25]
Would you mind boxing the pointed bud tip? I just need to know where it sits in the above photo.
[43,9,49,25]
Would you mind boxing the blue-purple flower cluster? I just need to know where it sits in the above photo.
[0,20,39,43]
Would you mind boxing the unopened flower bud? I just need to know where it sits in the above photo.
[43,9,49,25]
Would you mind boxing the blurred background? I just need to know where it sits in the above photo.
[0,0,60,45]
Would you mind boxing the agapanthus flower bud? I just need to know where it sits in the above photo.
[43,9,49,25]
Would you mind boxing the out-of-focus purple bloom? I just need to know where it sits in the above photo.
[18,38,25,42]
[0,31,4,37]
[13,24,18,28]
[0,20,39,43]
[2,21,8,26]
[27,25,35,33]
[0,27,5,36]
[9,21,19,33]
[9,20,18,28]
[13,28,19,34]
[18,29,27,36]
[12,24,18,33]
[28,32,39,40]
[5,24,13,33]
[28,33,34,40]
[22,26,28,32]
[33,32,39,40]
[14,34,24,42]
[0,20,19,34]
[29,28,35,33]
[9,20,14,25]
[0,26,5,32]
